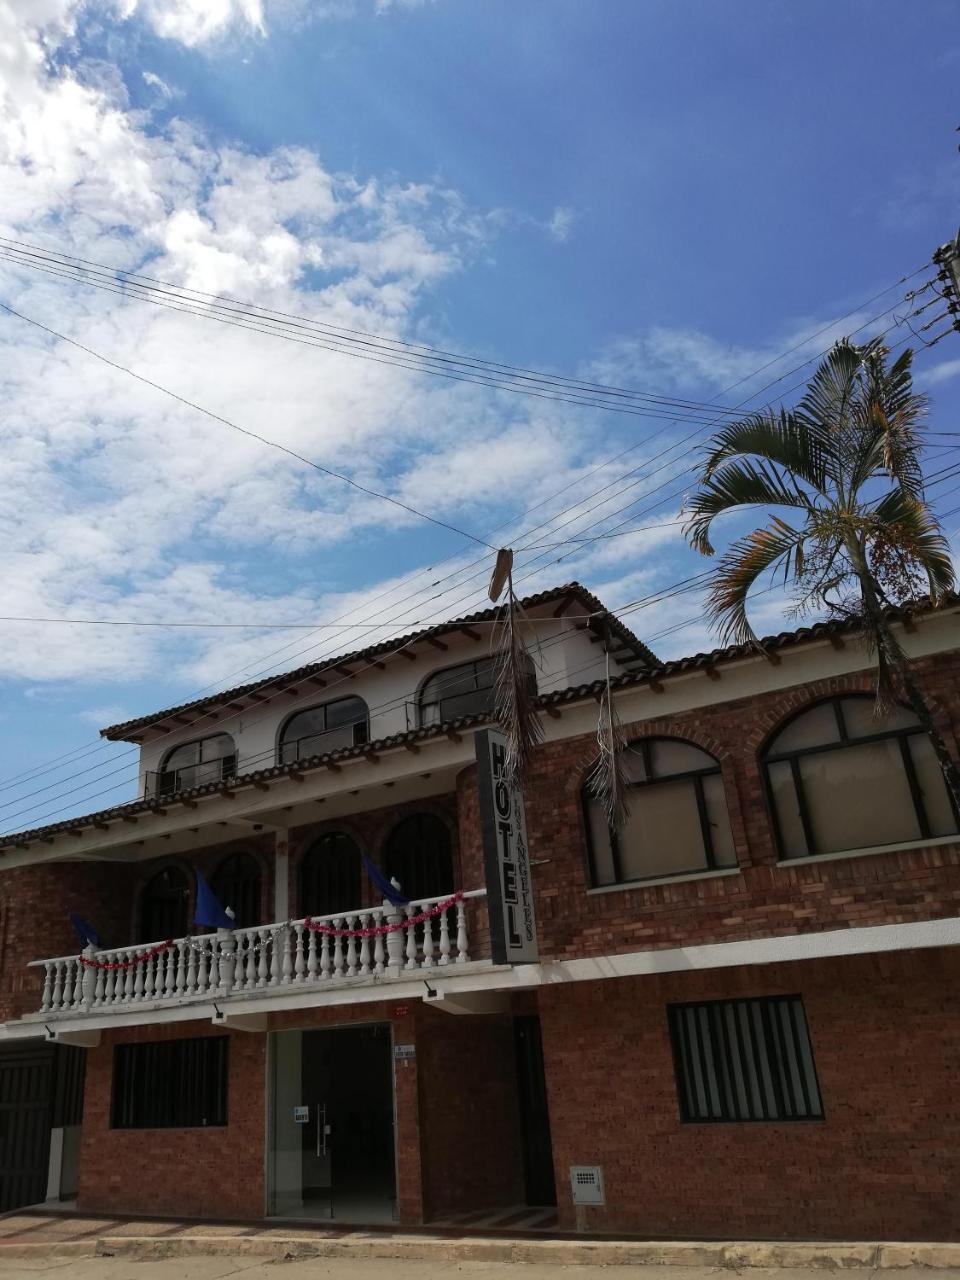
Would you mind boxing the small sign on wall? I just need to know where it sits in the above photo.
[394,1043,416,1061]
[293,1106,309,1125]
[475,728,539,965]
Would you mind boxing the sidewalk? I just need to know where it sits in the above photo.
[2,1208,960,1271]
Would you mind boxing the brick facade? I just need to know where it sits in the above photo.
[538,948,960,1240]
[6,642,960,1238]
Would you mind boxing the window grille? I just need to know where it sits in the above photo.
[668,996,823,1123]
[111,1036,228,1129]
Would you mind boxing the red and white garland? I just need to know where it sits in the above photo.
[74,891,465,965]
[304,891,463,939]
[78,939,175,971]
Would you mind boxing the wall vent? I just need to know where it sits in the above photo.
[569,1165,605,1206]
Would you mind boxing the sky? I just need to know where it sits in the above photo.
[0,0,959,832]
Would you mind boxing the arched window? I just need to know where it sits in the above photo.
[211,852,262,930]
[764,696,958,859]
[138,866,190,942]
[383,814,454,902]
[299,832,362,918]
[418,654,535,727]
[157,733,236,799]
[279,697,368,765]
[584,738,737,887]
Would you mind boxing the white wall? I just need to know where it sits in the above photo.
[135,611,628,793]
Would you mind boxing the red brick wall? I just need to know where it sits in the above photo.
[0,861,139,1021]
[417,1007,523,1218]
[78,1021,266,1220]
[454,652,960,964]
[537,947,960,1240]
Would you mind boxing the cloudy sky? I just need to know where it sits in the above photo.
[0,0,959,830]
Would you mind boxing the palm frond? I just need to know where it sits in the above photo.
[492,568,544,787]
[683,456,814,555]
[794,338,863,437]
[584,646,631,831]
[699,407,831,493]
[870,489,956,599]
[705,520,811,646]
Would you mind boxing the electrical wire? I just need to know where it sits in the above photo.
[0,268,939,806]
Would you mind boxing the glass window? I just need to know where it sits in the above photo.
[158,734,236,798]
[585,738,737,887]
[418,655,536,727]
[764,696,958,859]
[279,697,368,765]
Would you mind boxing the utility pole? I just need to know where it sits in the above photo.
[932,231,960,341]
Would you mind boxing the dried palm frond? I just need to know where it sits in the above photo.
[489,548,544,786]
[584,640,631,830]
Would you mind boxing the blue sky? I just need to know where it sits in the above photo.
[0,0,958,831]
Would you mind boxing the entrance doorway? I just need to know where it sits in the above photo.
[514,1016,557,1207]
[268,1024,396,1222]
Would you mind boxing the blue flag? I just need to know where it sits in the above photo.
[195,871,234,930]
[69,913,101,948]
[362,855,409,907]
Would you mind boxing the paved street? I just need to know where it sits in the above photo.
[5,1263,960,1280]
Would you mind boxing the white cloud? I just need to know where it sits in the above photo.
[0,0,693,692]
[925,357,960,387]
[142,69,179,99]
[547,206,575,244]
[120,0,266,47]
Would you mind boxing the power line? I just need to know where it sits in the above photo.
[0,265,935,802]
[0,237,935,425]
[0,299,498,552]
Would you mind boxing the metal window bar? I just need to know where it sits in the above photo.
[111,1036,228,1130]
[667,996,824,1123]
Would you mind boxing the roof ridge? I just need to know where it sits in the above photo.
[100,581,658,741]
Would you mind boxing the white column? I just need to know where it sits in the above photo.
[274,834,290,921]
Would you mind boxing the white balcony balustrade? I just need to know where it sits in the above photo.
[31,889,486,1017]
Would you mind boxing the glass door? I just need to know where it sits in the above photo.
[268,1025,396,1222]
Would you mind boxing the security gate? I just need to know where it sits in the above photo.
[0,1045,54,1212]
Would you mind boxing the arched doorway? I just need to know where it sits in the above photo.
[382,813,454,902]
[299,832,362,918]
[137,866,189,942]
[211,852,262,930]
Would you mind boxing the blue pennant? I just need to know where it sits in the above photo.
[362,854,409,907]
[194,870,234,930]
[69,913,101,949]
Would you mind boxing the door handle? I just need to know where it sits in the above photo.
[317,1103,327,1158]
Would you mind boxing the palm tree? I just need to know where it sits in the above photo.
[682,337,960,809]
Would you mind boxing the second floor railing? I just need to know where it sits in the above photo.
[144,754,237,801]
[31,889,487,1017]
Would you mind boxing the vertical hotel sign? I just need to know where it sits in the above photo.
[475,728,539,964]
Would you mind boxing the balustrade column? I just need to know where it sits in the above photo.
[61,961,74,1010]
[384,898,404,973]
[404,905,418,970]
[456,899,469,963]
[216,930,235,993]
[80,947,97,1009]
[40,964,53,1012]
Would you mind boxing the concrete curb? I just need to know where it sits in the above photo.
[1,1234,959,1267]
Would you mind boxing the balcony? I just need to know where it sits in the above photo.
[29,890,488,1022]
[145,754,237,801]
